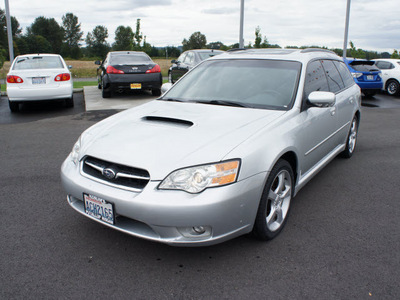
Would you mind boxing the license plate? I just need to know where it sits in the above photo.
[32,77,46,84]
[130,83,142,89]
[367,75,374,81]
[84,193,114,225]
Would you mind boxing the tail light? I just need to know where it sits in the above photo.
[55,73,71,81]
[106,66,124,74]
[146,65,161,73]
[7,75,24,83]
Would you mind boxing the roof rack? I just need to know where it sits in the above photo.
[300,48,336,55]
[227,48,248,52]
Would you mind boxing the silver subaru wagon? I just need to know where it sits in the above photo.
[61,49,361,246]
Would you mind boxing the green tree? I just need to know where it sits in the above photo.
[133,19,143,50]
[62,12,83,58]
[391,50,399,59]
[207,41,228,50]
[0,9,22,57]
[113,26,134,51]
[182,31,207,51]
[254,26,262,48]
[85,25,110,58]
[27,16,64,53]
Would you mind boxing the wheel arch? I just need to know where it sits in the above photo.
[385,78,399,89]
[278,151,298,186]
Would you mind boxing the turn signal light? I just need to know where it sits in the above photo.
[106,66,124,74]
[55,73,71,81]
[7,75,24,83]
[146,65,161,73]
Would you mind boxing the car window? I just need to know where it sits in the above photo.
[303,60,330,99]
[333,60,355,89]
[163,59,301,110]
[349,61,379,72]
[198,52,222,61]
[110,54,151,64]
[13,56,64,70]
[183,52,194,64]
[321,60,345,93]
[177,53,187,63]
[376,61,394,70]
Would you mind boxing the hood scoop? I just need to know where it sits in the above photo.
[142,116,194,128]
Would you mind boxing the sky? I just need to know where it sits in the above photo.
[4,0,400,53]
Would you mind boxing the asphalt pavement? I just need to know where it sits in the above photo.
[0,92,399,299]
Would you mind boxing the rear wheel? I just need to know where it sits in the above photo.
[253,159,294,240]
[102,82,111,98]
[9,100,19,112]
[386,80,400,96]
[152,88,161,96]
[341,115,358,158]
[65,95,74,108]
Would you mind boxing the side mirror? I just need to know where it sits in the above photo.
[308,91,336,107]
[95,60,101,65]
[68,65,73,69]
[171,59,176,64]
[161,83,173,94]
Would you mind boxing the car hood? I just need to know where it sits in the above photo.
[81,100,286,180]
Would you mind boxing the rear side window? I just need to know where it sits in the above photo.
[333,60,355,88]
[13,56,64,70]
[321,60,345,93]
[303,60,329,99]
[375,61,394,70]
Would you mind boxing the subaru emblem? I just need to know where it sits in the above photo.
[102,168,116,180]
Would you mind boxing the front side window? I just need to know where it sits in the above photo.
[163,59,302,110]
[13,56,64,70]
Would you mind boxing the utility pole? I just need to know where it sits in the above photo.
[239,0,244,48]
[343,0,351,59]
[5,0,14,62]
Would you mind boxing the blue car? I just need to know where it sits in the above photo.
[343,58,383,97]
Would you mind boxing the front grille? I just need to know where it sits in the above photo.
[81,156,150,192]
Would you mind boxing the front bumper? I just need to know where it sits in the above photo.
[7,83,73,102]
[61,157,265,246]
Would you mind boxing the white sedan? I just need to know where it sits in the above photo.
[6,53,73,112]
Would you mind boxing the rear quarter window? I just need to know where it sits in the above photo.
[321,60,345,93]
[334,61,355,88]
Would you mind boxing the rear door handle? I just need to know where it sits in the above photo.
[330,107,336,116]
[349,97,354,104]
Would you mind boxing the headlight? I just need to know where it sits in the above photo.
[159,160,240,193]
[352,72,362,78]
[70,136,81,165]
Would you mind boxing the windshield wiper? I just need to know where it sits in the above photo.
[159,98,184,103]
[192,100,247,107]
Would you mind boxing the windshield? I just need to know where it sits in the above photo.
[110,54,151,65]
[162,59,301,110]
[13,56,64,70]
[198,51,223,61]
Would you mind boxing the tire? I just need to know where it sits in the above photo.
[65,95,74,108]
[386,79,400,96]
[98,83,101,90]
[168,72,174,84]
[102,83,111,98]
[9,100,19,112]
[253,159,294,240]
[340,115,358,158]
[152,88,161,96]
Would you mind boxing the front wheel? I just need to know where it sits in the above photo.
[386,80,400,96]
[340,115,358,158]
[168,72,174,84]
[9,100,19,112]
[253,159,294,240]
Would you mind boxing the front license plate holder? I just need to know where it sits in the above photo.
[83,193,115,225]
[130,83,142,89]
[32,77,46,84]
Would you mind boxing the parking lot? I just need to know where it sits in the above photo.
[0,91,399,299]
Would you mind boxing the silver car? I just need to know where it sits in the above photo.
[61,49,361,246]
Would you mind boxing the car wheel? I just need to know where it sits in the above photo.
[102,83,111,98]
[253,159,294,240]
[98,83,101,90]
[65,95,74,108]
[168,72,174,84]
[340,115,358,158]
[152,88,161,96]
[386,80,400,96]
[363,91,376,97]
[9,100,19,113]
